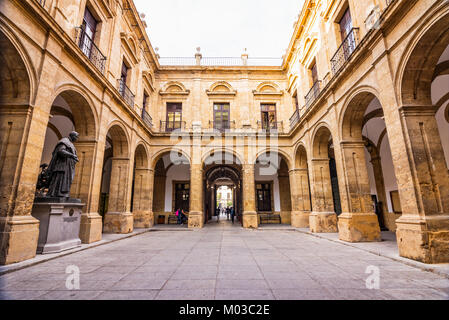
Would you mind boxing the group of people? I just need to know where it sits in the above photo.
[216,206,236,223]
[175,208,188,225]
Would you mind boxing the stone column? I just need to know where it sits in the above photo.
[393,106,449,263]
[153,169,166,223]
[289,169,311,228]
[72,141,103,244]
[242,164,258,228]
[103,158,133,233]
[370,154,395,231]
[133,168,154,228]
[279,170,292,224]
[188,164,204,228]
[337,141,381,242]
[309,159,338,232]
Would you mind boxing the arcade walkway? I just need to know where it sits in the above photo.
[0,225,448,300]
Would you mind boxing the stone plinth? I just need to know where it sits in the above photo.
[291,211,310,228]
[188,211,204,228]
[32,198,84,254]
[0,216,40,265]
[243,211,258,229]
[309,212,338,233]
[79,212,103,243]
[338,212,381,242]
[133,210,154,228]
[103,212,133,234]
[396,215,449,264]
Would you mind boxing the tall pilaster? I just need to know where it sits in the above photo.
[133,168,154,228]
[242,164,258,228]
[309,158,338,233]
[337,141,381,242]
[289,169,311,227]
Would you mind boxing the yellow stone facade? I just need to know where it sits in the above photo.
[0,0,449,265]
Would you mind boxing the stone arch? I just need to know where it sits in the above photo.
[202,147,243,166]
[398,3,449,105]
[311,124,333,159]
[50,86,98,140]
[0,23,35,103]
[295,143,309,169]
[339,86,381,140]
[253,148,292,170]
[106,122,130,158]
[151,147,191,169]
[134,143,149,169]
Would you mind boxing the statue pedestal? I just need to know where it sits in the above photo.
[32,198,84,254]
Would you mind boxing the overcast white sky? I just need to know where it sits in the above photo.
[133,0,304,57]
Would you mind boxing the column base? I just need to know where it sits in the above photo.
[291,211,310,228]
[396,215,449,264]
[243,211,258,229]
[188,211,204,228]
[133,210,154,228]
[103,212,133,234]
[0,216,40,265]
[338,212,381,242]
[80,212,103,244]
[309,212,338,233]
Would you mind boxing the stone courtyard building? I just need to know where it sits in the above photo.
[0,0,448,266]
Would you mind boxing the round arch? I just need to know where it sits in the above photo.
[201,148,244,167]
[134,143,149,169]
[151,147,191,169]
[312,124,334,159]
[253,148,293,170]
[106,122,130,158]
[397,3,449,105]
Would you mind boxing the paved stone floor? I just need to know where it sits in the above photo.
[0,219,448,300]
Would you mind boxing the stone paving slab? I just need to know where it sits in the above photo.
[0,221,448,300]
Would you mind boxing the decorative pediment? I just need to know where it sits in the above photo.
[159,81,190,96]
[253,82,283,97]
[120,32,139,64]
[142,70,155,92]
[206,81,237,96]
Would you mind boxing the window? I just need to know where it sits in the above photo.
[213,103,230,131]
[166,103,182,131]
[293,91,299,111]
[310,61,318,86]
[79,7,97,57]
[261,104,277,130]
[339,8,353,41]
[256,183,272,212]
[118,61,129,96]
[142,92,149,115]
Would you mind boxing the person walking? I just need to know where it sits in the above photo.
[231,207,235,224]
[175,208,182,225]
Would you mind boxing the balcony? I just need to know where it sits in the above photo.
[209,120,235,132]
[117,79,135,108]
[289,109,300,129]
[257,121,284,133]
[160,121,186,133]
[330,28,360,75]
[75,27,107,74]
[305,81,322,110]
[141,109,153,129]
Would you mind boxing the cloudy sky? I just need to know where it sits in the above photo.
[133,0,304,58]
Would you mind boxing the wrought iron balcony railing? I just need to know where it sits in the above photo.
[305,81,322,110]
[289,109,300,129]
[257,121,284,133]
[209,120,236,132]
[38,0,46,6]
[330,28,360,75]
[117,79,135,107]
[160,121,186,132]
[75,27,107,74]
[141,109,153,129]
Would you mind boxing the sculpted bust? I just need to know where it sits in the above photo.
[45,131,80,198]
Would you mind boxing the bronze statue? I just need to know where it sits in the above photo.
[43,131,80,198]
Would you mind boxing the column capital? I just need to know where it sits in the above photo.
[399,105,437,116]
